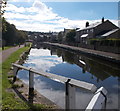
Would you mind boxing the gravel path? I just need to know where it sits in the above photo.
[0,45,24,63]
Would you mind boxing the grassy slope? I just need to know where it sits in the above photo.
[1,46,46,110]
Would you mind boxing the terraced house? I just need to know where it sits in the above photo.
[76,18,120,44]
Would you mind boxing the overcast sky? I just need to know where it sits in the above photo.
[4,0,119,32]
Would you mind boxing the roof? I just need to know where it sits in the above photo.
[101,29,119,37]
[80,22,102,30]
[77,20,112,32]
[76,28,81,32]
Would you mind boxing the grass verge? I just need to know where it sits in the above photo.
[3,46,13,50]
[1,46,47,110]
[0,46,13,52]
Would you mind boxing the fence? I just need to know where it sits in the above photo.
[12,63,107,110]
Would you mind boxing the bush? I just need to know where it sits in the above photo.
[66,29,76,42]
[89,39,120,47]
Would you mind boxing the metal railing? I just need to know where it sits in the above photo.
[12,63,107,110]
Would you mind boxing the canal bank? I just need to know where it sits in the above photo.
[43,42,120,64]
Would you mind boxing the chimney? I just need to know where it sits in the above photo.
[86,21,89,27]
[102,17,104,23]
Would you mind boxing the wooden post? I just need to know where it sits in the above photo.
[13,66,19,83]
[28,69,34,104]
[65,79,76,109]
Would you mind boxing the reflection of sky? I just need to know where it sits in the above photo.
[17,69,93,109]
[17,48,119,109]
[25,49,63,72]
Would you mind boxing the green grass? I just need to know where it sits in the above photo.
[3,46,13,50]
[0,46,13,52]
[1,46,48,110]
[2,46,13,50]
[0,47,2,51]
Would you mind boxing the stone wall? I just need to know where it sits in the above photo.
[78,43,120,54]
[95,45,120,54]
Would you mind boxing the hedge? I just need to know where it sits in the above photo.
[89,39,120,47]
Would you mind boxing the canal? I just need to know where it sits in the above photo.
[17,44,120,109]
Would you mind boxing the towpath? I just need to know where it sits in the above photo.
[0,45,24,63]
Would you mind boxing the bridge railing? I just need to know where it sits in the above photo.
[12,63,107,110]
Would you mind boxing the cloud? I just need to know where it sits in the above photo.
[4,1,60,21]
[5,4,25,13]
[4,1,119,32]
[9,0,33,2]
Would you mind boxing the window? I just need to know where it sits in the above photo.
[90,29,94,32]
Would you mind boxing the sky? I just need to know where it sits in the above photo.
[3,0,119,32]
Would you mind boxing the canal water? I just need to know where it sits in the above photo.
[17,44,120,109]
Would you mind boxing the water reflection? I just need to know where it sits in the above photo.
[17,43,120,109]
[49,45,120,81]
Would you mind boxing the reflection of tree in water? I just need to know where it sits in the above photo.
[50,46,76,64]
[85,59,110,81]
[81,56,120,81]
[50,45,120,82]
[37,43,120,82]
[59,48,120,81]
[50,47,57,56]
[82,68,86,73]
[56,49,62,57]
[61,50,76,64]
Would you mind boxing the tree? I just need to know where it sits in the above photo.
[1,1,27,46]
[17,30,28,44]
[1,0,7,47]
[2,17,7,33]
[2,20,17,45]
[2,18,28,46]
[58,31,63,43]
[0,1,7,47]
[65,29,76,42]
[0,0,7,16]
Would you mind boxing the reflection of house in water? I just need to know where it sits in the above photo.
[54,47,120,81]
[37,44,120,82]
[50,47,109,81]
[75,55,120,81]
